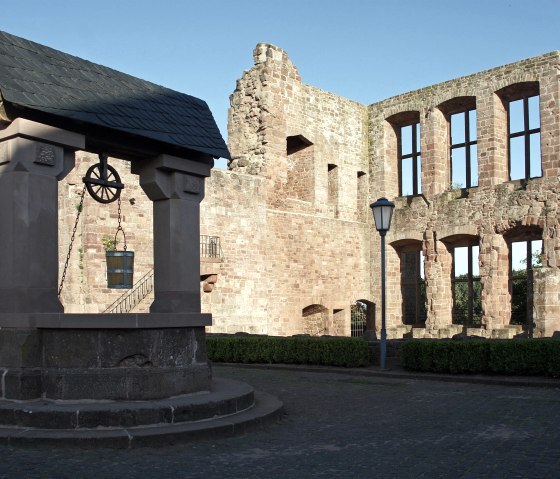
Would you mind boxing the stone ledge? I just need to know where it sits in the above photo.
[0,378,253,429]
[0,313,212,329]
[0,384,284,447]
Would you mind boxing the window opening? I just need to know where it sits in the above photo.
[399,123,421,196]
[510,239,542,332]
[508,95,541,180]
[400,249,426,325]
[451,245,481,326]
[450,109,478,188]
[328,164,339,217]
[286,135,314,202]
[356,171,367,222]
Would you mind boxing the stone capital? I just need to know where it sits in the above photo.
[133,154,212,202]
[0,119,84,180]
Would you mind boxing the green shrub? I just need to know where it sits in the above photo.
[206,335,370,368]
[401,339,560,377]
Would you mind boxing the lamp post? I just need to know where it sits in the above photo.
[370,197,395,370]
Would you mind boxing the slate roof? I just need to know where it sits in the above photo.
[0,31,230,160]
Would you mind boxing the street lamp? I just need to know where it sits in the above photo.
[370,197,395,370]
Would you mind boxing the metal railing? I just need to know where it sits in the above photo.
[104,269,154,314]
[200,235,223,260]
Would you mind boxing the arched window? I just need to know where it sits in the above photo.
[439,97,478,189]
[387,111,421,197]
[442,235,481,327]
[394,240,426,326]
[497,82,541,181]
[506,226,543,334]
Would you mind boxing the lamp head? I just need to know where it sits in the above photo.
[370,197,395,235]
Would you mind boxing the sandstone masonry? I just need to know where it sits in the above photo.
[59,45,560,339]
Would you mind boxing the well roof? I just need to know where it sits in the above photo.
[0,31,230,160]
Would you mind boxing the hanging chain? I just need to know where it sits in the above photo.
[58,185,86,297]
[114,196,127,251]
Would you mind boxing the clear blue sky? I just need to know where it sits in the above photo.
[4,0,558,168]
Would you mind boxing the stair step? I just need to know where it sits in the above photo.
[0,378,284,447]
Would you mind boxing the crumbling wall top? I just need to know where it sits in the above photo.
[252,43,301,80]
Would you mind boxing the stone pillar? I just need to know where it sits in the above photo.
[540,62,560,178]
[385,242,402,331]
[533,267,560,337]
[133,154,212,313]
[477,91,508,187]
[479,231,510,330]
[0,119,83,315]
[423,230,454,335]
[534,219,560,336]
[421,106,449,197]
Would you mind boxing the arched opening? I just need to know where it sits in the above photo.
[386,111,421,197]
[392,239,426,327]
[441,234,481,327]
[351,299,375,338]
[438,96,478,189]
[505,226,543,335]
[302,304,328,336]
[496,82,541,181]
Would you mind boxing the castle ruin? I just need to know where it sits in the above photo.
[61,44,560,340]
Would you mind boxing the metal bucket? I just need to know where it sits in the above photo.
[106,251,134,289]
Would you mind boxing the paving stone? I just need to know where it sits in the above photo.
[0,365,559,478]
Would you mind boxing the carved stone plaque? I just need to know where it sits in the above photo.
[183,175,202,194]
[35,144,56,166]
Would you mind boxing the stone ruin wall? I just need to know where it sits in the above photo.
[368,51,560,338]
[58,45,560,339]
[205,43,372,336]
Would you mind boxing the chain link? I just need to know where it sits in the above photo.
[58,185,86,297]
[115,196,127,251]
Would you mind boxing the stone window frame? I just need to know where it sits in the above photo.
[442,235,481,327]
[497,82,541,182]
[394,240,426,326]
[386,111,422,197]
[439,97,478,189]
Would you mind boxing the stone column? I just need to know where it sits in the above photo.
[423,230,454,335]
[421,106,449,197]
[540,60,560,178]
[533,218,560,337]
[479,231,510,330]
[133,154,212,313]
[477,91,508,187]
[0,119,83,315]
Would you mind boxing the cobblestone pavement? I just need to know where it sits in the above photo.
[1,365,559,479]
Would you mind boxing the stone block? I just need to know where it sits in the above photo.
[0,329,42,367]
[3,368,42,400]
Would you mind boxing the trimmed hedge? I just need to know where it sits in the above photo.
[207,335,370,368]
[401,339,560,377]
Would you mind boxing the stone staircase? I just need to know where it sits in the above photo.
[0,377,283,447]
